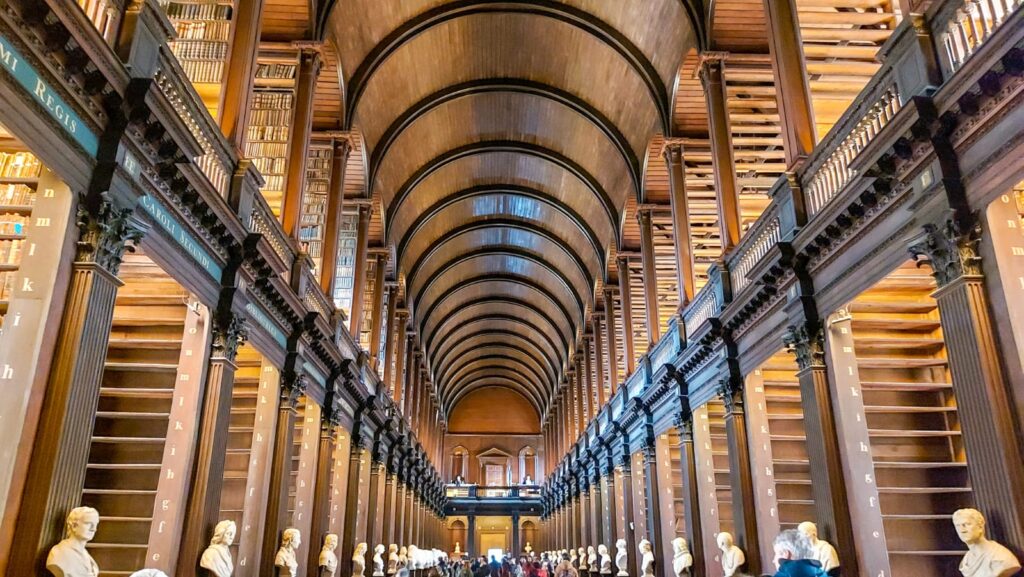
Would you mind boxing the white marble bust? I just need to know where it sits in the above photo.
[319,534,339,577]
[373,544,386,576]
[570,548,579,568]
[615,539,628,577]
[954,508,1022,577]
[671,538,692,577]
[797,522,839,573]
[200,520,236,577]
[638,540,654,577]
[275,528,301,577]
[398,546,408,570]
[353,543,368,577]
[588,546,598,572]
[716,533,744,577]
[46,506,100,577]
[388,544,400,574]
[598,545,612,575]
[408,545,420,570]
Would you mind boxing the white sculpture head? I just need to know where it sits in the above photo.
[390,544,399,554]
[376,544,386,555]
[65,506,99,542]
[716,532,734,552]
[357,543,369,556]
[638,539,652,554]
[323,534,339,551]
[400,546,408,557]
[598,545,608,555]
[671,538,688,556]
[211,520,237,547]
[282,528,301,550]
[797,521,818,543]
[953,508,987,545]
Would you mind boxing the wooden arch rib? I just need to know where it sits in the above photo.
[445,368,545,415]
[445,378,543,420]
[430,320,566,385]
[423,294,572,358]
[430,331,560,390]
[386,141,617,236]
[370,79,642,195]
[396,184,608,271]
[442,361,548,408]
[341,0,671,133]
[435,345,555,392]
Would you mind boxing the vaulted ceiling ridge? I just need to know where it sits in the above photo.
[430,331,561,387]
[423,296,572,356]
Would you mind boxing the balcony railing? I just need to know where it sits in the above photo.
[939,0,1022,73]
[445,485,542,499]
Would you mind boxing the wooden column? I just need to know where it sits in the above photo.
[382,470,396,547]
[306,408,340,576]
[10,200,138,573]
[282,46,322,237]
[762,0,816,168]
[592,316,607,408]
[258,380,304,577]
[717,382,761,575]
[367,451,387,549]
[178,310,247,577]
[618,453,638,577]
[394,479,407,549]
[580,483,591,553]
[603,290,620,393]
[676,418,705,577]
[637,209,661,344]
[782,323,860,576]
[616,259,636,374]
[341,437,369,572]
[600,464,616,558]
[912,219,1024,550]
[662,142,696,305]
[579,353,592,427]
[347,204,372,338]
[368,253,389,369]
[699,55,742,252]
[218,0,265,148]
[641,438,665,577]
[320,136,352,293]
[691,406,724,577]
[512,512,521,556]
[392,312,409,403]
[589,469,603,555]
[382,288,398,389]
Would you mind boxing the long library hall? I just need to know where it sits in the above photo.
[0,1,1023,577]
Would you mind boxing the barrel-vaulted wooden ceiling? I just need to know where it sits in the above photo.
[316,0,703,420]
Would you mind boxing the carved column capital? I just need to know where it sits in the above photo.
[76,192,144,275]
[717,378,743,415]
[783,322,825,370]
[909,214,983,287]
[212,311,248,361]
[661,138,685,164]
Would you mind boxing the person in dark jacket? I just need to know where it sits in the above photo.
[772,529,827,577]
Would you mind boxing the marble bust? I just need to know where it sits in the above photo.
[588,546,598,572]
[275,528,301,577]
[598,545,612,575]
[570,549,579,568]
[525,542,533,555]
[638,539,654,577]
[373,544,386,576]
[716,533,745,577]
[200,520,236,577]
[388,544,400,574]
[353,543,368,577]
[671,538,692,577]
[454,542,462,556]
[615,539,628,577]
[797,522,839,573]
[319,534,339,577]
[46,506,100,577]
[398,546,408,570]
[954,508,1022,577]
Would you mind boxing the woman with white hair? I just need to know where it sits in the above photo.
[771,529,826,577]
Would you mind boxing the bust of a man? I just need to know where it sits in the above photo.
[717,533,745,577]
[615,539,628,577]
[599,545,612,575]
[275,528,301,577]
[638,540,654,577]
[200,520,236,577]
[373,544,386,576]
[388,544,400,574]
[671,538,692,577]
[797,522,839,573]
[319,534,339,577]
[454,542,462,556]
[954,508,1022,577]
[588,546,598,572]
[570,549,579,568]
[46,507,101,577]
[398,546,408,570]
[525,542,533,555]
[353,543,368,577]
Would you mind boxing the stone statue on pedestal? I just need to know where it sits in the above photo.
[797,522,839,575]
[598,545,612,575]
[275,529,301,577]
[525,542,533,556]
[46,506,100,577]
[954,508,1022,577]
[716,533,744,577]
[353,543,368,577]
[570,549,579,569]
[454,542,462,556]
[588,546,598,572]
[615,539,628,577]
[388,544,400,575]
[373,544,386,576]
[200,520,236,577]
[671,538,692,577]
[638,540,654,577]
[319,534,339,577]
